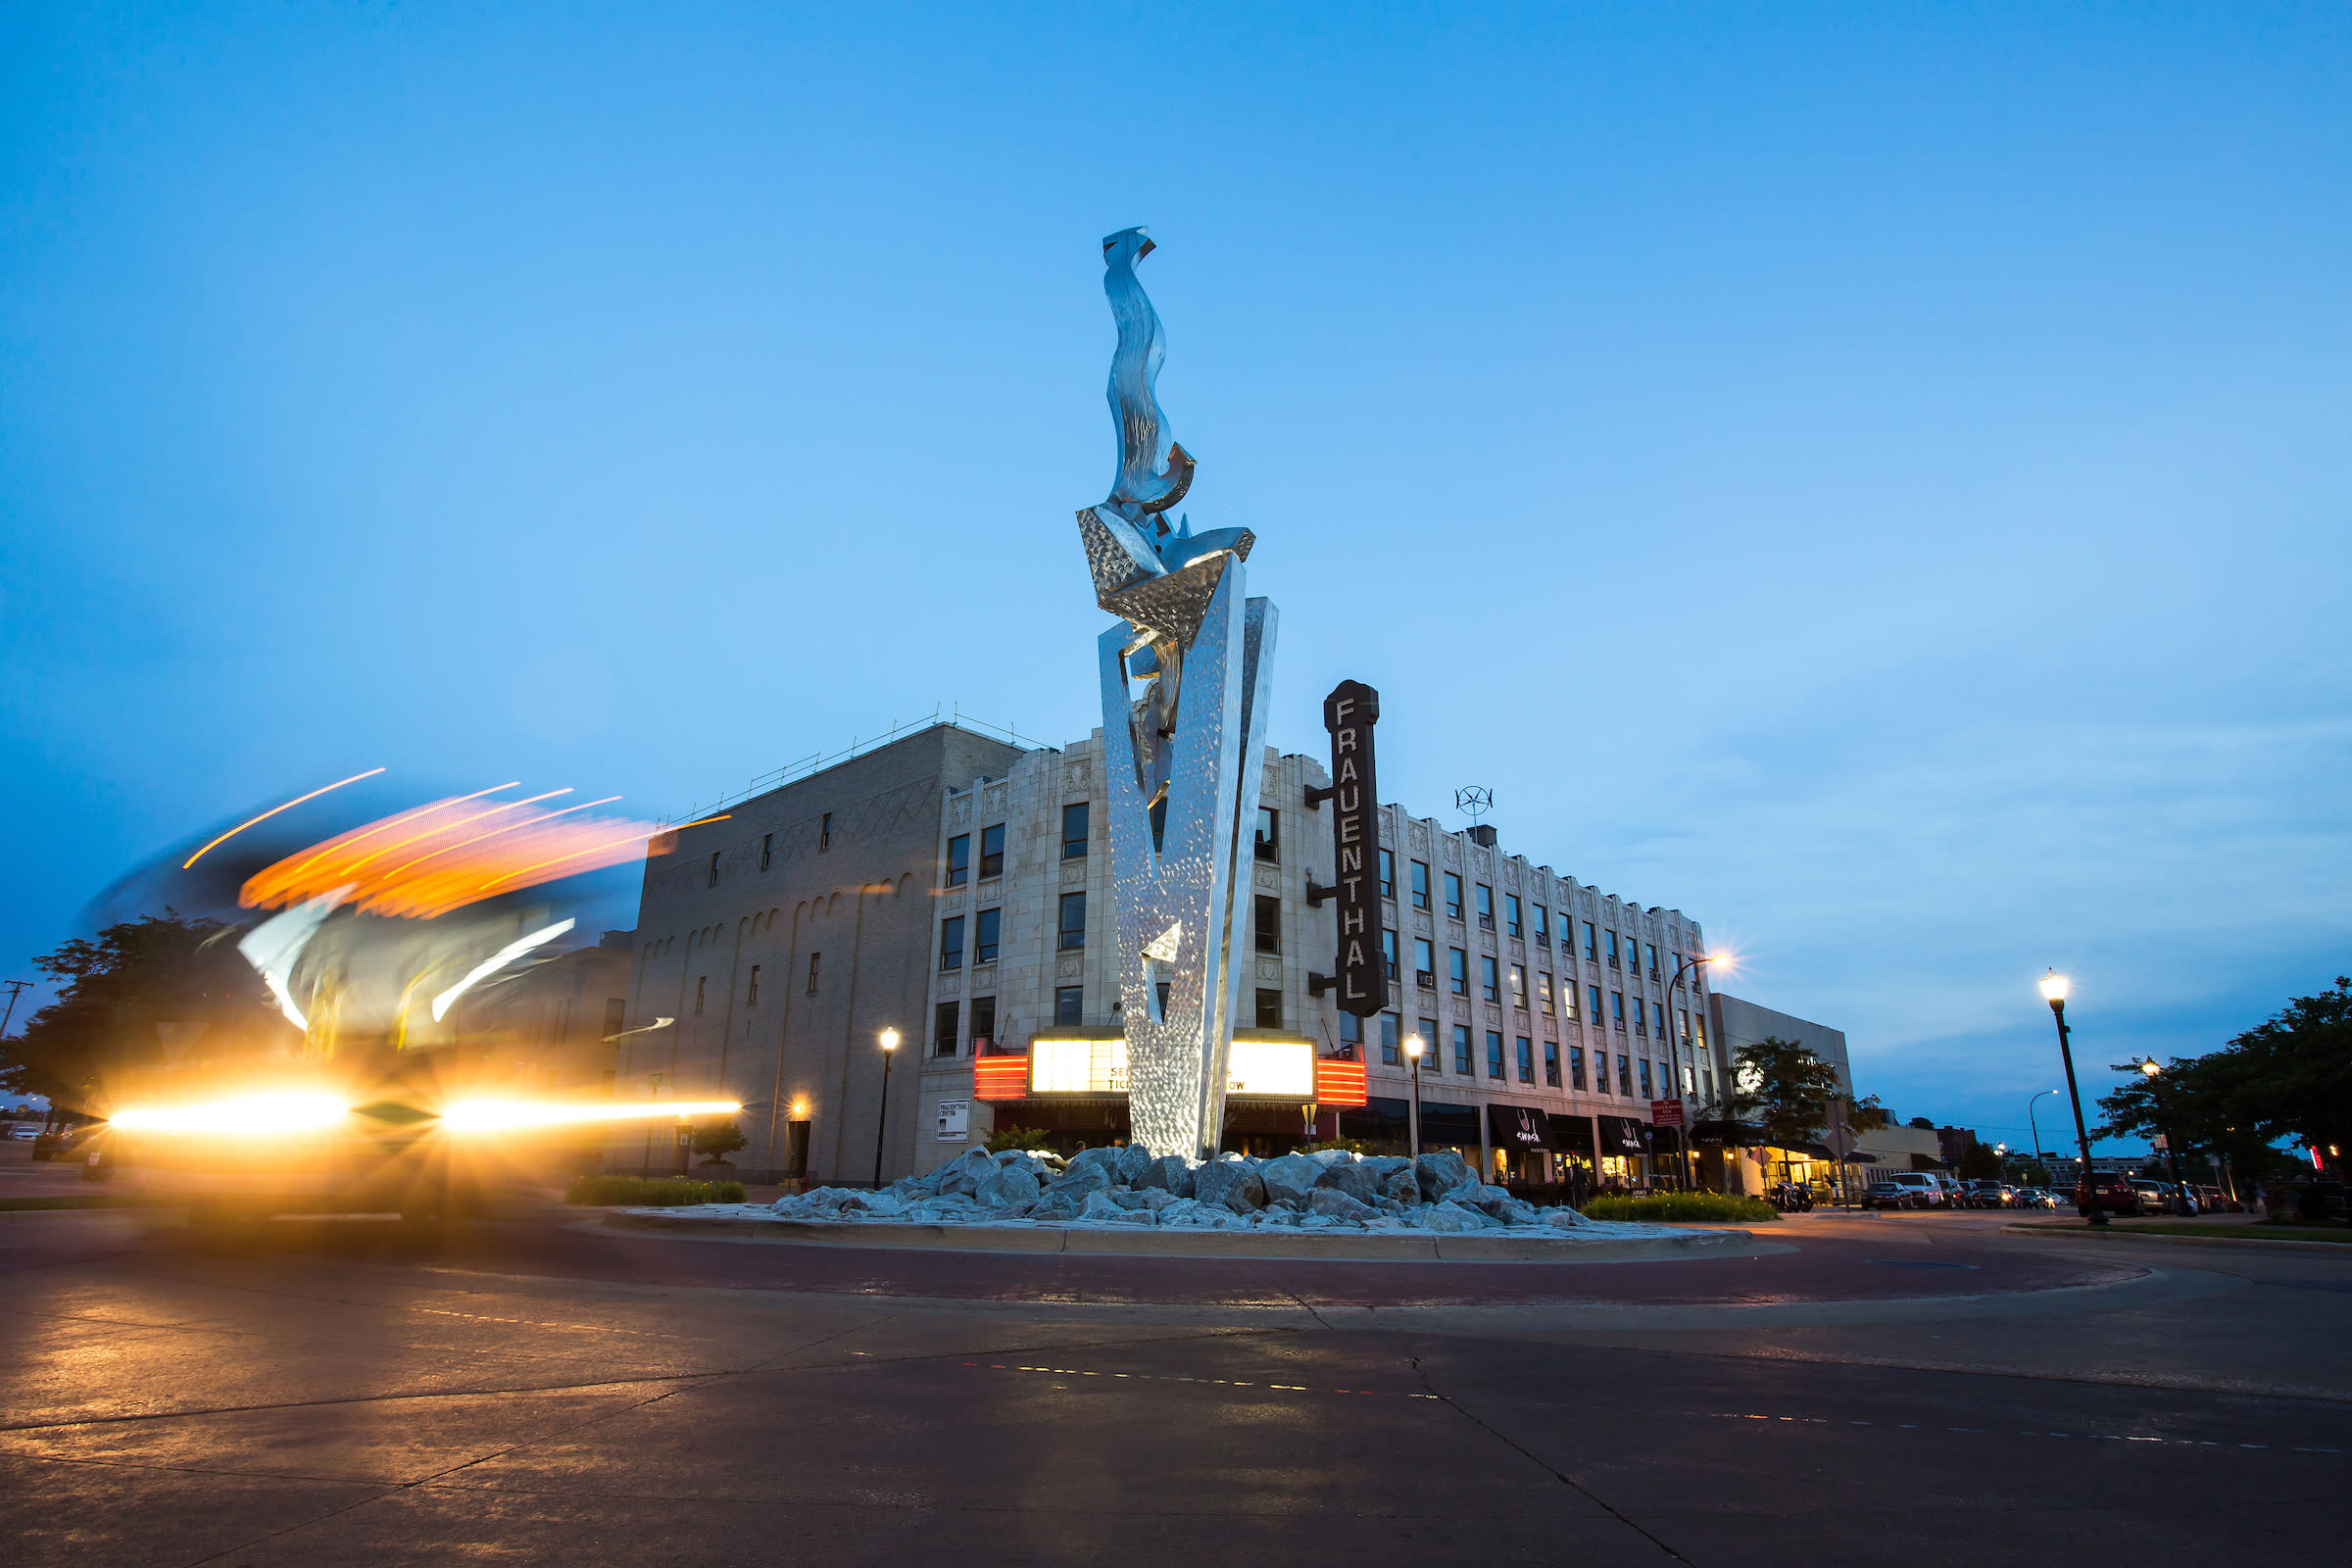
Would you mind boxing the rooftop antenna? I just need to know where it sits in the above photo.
[1454,786,1494,828]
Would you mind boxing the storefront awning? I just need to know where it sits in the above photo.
[1417,1102,1483,1145]
[1689,1119,1763,1149]
[1595,1114,1652,1156]
[1546,1112,1597,1156]
[1487,1103,1550,1152]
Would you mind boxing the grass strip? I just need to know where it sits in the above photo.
[565,1174,746,1207]
[0,1194,158,1211]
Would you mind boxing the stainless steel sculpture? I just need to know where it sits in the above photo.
[1078,227,1277,1161]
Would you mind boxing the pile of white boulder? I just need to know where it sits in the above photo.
[762,1144,1616,1233]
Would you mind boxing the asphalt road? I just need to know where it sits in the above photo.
[2,1204,2343,1566]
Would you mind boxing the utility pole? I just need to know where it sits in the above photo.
[0,979,30,1041]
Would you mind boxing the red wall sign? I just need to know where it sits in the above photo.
[1313,1057,1368,1107]
[972,1055,1028,1102]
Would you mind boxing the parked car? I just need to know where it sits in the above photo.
[2077,1172,2147,1217]
[1867,1173,1941,1209]
[2195,1184,2241,1213]
[2013,1188,2060,1209]
[1965,1182,2018,1209]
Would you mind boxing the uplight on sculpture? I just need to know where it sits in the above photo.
[1075,227,1277,1161]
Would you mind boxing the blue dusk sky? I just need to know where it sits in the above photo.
[3,5,2346,1149]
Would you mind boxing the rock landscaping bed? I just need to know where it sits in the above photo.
[631,1146,1683,1238]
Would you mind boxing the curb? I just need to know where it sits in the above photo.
[599,1209,1758,1262]
[2002,1222,2352,1255]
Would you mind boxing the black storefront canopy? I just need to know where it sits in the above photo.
[1417,1102,1484,1145]
[1595,1114,1652,1156]
[1486,1102,1551,1152]
[1547,1113,1596,1156]
[1689,1119,1765,1149]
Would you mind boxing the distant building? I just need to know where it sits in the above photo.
[614,723,1024,1183]
[1935,1125,1981,1168]
[912,731,1715,1191]
[621,720,1722,1188]
[1704,993,1864,1194]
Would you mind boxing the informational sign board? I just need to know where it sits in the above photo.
[935,1100,969,1142]
[1648,1099,1685,1129]
[1322,679,1390,1018]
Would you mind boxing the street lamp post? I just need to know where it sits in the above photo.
[871,1027,901,1190]
[2027,1088,2059,1176]
[1402,1034,1425,1161]
[2039,971,2106,1228]
[1659,953,1722,1194]
[2140,1059,2192,1209]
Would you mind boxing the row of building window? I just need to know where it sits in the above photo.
[938,893,1089,971]
[942,803,1097,890]
[1398,859,1692,981]
[1332,1009,1690,1099]
[708,815,835,887]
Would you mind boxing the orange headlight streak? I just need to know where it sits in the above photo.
[438,1098,742,1132]
[110,1092,352,1134]
[180,768,386,869]
[378,791,605,879]
[273,781,520,883]
[473,814,730,895]
[243,797,715,919]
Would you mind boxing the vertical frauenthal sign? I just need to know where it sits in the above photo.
[1322,679,1390,1017]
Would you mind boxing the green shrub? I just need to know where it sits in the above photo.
[1581,1192,1777,1224]
[983,1125,1054,1153]
[565,1175,746,1207]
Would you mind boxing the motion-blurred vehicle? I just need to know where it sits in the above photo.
[80,779,739,1231]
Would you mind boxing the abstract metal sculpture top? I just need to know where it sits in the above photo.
[1101,227,1196,516]
[1074,226,1278,1161]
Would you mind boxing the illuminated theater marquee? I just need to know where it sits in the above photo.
[1026,1036,1312,1101]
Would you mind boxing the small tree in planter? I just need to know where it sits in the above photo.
[691,1116,747,1171]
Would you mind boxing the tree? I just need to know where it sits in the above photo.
[691,1116,747,1164]
[1907,1115,1936,1130]
[2095,978,2352,1174]
[1729,1036,1842,1152]
[1957,1140,2003,1180]
[1,913,285,1114]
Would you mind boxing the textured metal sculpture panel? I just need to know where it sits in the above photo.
[1076,227,1279,1160]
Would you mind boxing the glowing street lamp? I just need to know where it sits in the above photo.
[1402,1033,1425,1160]
[871,1027,901,1190]
[2040,970,2106,1227]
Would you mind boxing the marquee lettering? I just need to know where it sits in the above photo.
[1319,679,1390,1019]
